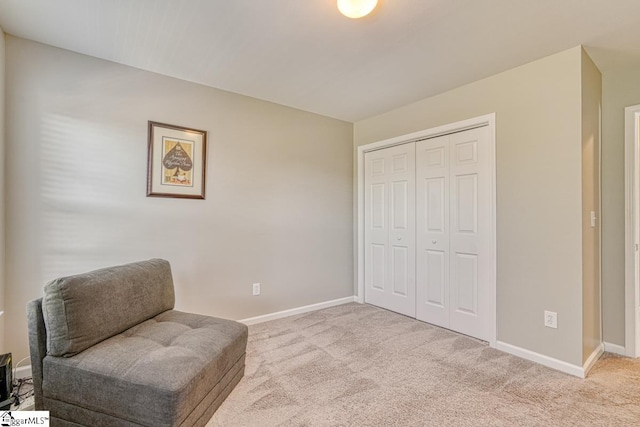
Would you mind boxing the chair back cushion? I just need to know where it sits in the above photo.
[42,258,175,356]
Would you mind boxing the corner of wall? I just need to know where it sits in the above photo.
[580,46,603,364]
[0,24,6,354]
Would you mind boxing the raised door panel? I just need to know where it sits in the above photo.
[371,158,385,176]
[454,140,478,167]
[424,250,446,307]
[454,174,478,235]
[371,244,386,291]
[392,246,409,296]
[452,253,478,315]
[392,153,409,173]
[426,178,445,232]
[371,183,385,229]
[391,181,409,231]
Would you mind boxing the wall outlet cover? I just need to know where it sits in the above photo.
[544,310,558,329]
[252,283,261,296]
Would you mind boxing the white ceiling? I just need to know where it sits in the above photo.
[1,0,640,122]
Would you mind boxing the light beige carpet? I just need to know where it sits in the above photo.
[208,303,640,426]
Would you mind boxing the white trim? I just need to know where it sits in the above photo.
[496,341,585,378]
[604,341,627,356]
[488,115,497,350]
[15,365,32,380]
[239,296,356,325]
[14,338,606,384]
[624,104,640,358]
[583,343,604,377]
[356,113,497,347]
[599,103,604,348]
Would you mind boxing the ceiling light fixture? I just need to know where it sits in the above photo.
[337,0,378,19]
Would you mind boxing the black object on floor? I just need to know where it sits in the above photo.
[0,353,12,410]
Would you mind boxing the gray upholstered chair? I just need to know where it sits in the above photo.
[27,258,248,427]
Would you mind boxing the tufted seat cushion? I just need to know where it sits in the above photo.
[41,310,248,427]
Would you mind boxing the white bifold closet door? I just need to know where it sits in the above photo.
[416,126,491,342]
[363,125,492,342]
[364,143,416,318]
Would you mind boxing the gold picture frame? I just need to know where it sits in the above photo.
[146,121,207,199]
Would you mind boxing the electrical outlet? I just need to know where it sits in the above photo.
[544,310,557,329]
[252,283,261,296]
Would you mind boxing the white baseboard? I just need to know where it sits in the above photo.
[496,341,586,378]
[583,343,604,377]
[239,296,356,325]
[603,341,627,356]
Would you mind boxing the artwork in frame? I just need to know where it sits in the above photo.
[147,121,207,199]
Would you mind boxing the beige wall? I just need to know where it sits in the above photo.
[581,48,602,362]
[4,37,354,361]
[355,47,586,366]
[0,26,5,354]
[601,64,640,346]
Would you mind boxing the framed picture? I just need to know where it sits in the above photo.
[147,121,207,199]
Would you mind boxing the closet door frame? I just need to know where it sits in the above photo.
[356,113,497,348]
